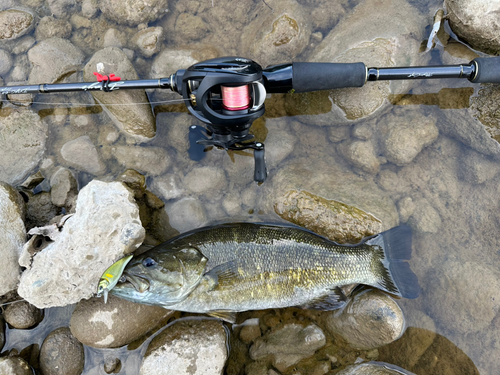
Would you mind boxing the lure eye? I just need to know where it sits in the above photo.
[142,257,157,267]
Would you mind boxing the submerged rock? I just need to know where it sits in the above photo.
[112,145,172,176]
[249,323,326,372]
[0,357,33,375]
[0,108,47,186]
[338,138,382,174]
[322,290,405,350]
[0,8,35,41]
[99,0,169,26]
[35,16,72,40]
[83,47,156,141]
[274,190,382,244]
[140,319,228,375]
[27,37,85,84]
[445,0,500,55]
[70,294,175,348]
[131,27,164,57]
[60,136,106,175]
[0,182,25,296]
[166,197,208,233]
[18,180,145,308]
[3,300,43,329]
[40,327,85,375]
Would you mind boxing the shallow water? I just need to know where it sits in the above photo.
[1,0,499,373]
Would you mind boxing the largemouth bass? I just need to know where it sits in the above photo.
[111,223,419,322]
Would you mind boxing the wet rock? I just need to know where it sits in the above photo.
[7,54,29,82]
[11,35,35,54]
[459,146,500,184]
[407,198,441,234]
[83,47,156,141]
[3,300,43,329]
[469,84,500,147]
[425,259,500,335]
[99,0,169,26]
[239,322,261,345]
[265,160,399,231]
[0,48,12,75]
[378,327,479,375]
[48,168,77,212]
[245,362,268,375]
[241,0,311,67]
[0,316,4,351]
[24,191,61,231]
[274,190,382,243]
[140,319,228,375]
[378,111,439,166]
[103,357,121,374]
[338,139,381,174]
[40,327,84,375]
[70,14,91,29]
[27,37,84,84]
[352,123,373,141]
[174,14,209,42]
[302,0,427,125]
[166,197,208,233]
[82,0,98,19]
[60,136,106,175]
[70,294,174,348]
[18,180,145,308]
[0,108,47,186]
[445,0,500,55]
[46,0,78,19]
[184,166,228,194]
[0,8,35,41]
[35,16,72,40]
[338,361,415,374]
[150,173,185,201]
[396,197,415,223]
[112,145,172,176]
[250,323,326,372]
[0,357,33,375]
[131,27,164,57]
[322,290,404,350]
[0,183,25,295]
[102,28,127,48]
[265,127,298,170]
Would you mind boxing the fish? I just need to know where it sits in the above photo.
[97,254,134,303]
[110,223,420,322]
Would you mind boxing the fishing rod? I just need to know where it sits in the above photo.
[1,56,499,182]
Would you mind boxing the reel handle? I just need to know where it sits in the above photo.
[253,143,267,183]
[471,57,500,83]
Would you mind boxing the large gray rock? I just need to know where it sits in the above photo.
[70,294,175,348]
[140,320,228,375]
[0,109,47,186]
[60,136,106,175]
[322,290,405,350]
[445,0,500,55]
[0,182,25,295]
[299,0,428,125]
[40,327,85,375]
[249,323,326,372]
[241,0,311,67]
[18,180,145,308]
[83,47,156,141]
[0,8,35,41]
[27,37,84,84]
[99,0,169,26]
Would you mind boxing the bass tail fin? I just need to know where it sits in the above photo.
[365,225,420,299]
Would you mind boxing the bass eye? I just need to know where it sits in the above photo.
[142,257,157,267]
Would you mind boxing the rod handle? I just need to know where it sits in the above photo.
[292,62,366,93]
[470,57,500,83]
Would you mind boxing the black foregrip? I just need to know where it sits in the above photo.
[471,57,500,83]
[292,62,366,93]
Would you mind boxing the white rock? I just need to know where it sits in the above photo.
[0,183,25,295]
[140,320,228,375]
[60,136,106,175]
[18,180,145,308]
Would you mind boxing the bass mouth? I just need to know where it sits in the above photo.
[118,273,151,293]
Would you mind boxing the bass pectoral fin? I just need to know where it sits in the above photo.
[299,287,347,311]
[206,310,238,323]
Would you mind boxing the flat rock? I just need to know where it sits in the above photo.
[83,47,156,141]
[27,37,84,84]
[0,108,47,185]
[70,294,175,348]
[18,180,145,308]
[0,182,25,296]
[322,290,405,350]
[140,319,228,375]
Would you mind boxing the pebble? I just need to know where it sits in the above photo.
[112,146,172,176]
[50,167,78,209]
[35,16,72,40]
[339,139,381,174]
[239,324,262,345]
[0,9,35,41]
[61,136,106,175]
[131,27,164,57]
[166,197,208,233]
[103,357,121,374]
[3,301,44,329]
[40,327,85,375]
[0,48,13,75]
[184,166,228,194]
[407,198,441,233]
[0,357,33,375]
